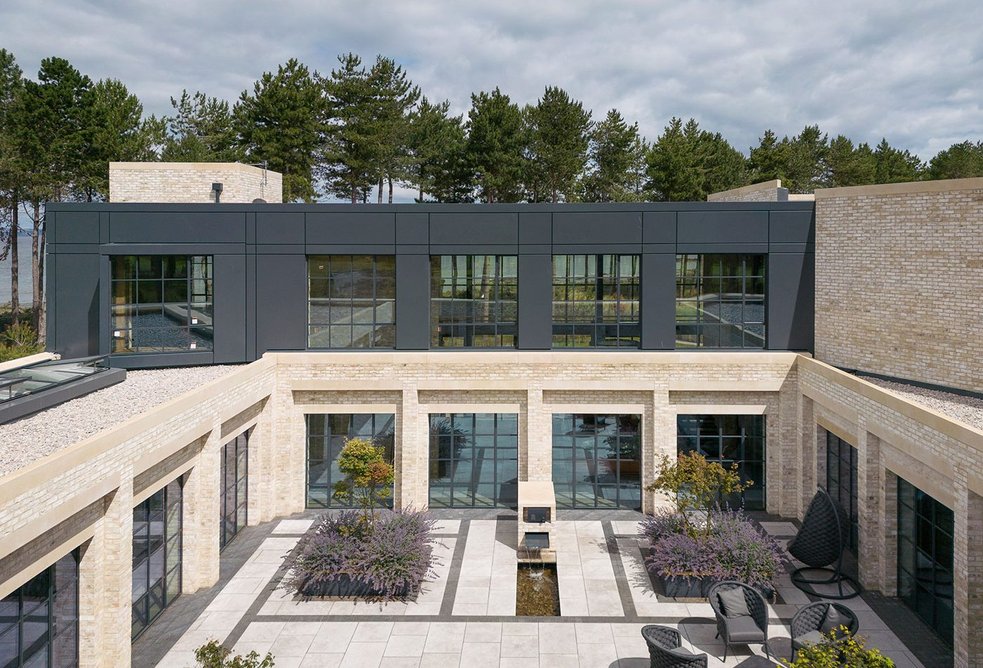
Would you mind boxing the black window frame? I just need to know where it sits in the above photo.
[675,253,766,349]
[430,255,518,348]
[552,413,642,510]
[111,255,214,354]
[428,413,519,509]
[131,477,183,641]
[307,255,396,349]
[305,414,395,509]
[552,254,640,348]
[676,414,766,510]
[825,430,859,555]
[220,431,249,550]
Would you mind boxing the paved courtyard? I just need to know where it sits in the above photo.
[139,515,928,668]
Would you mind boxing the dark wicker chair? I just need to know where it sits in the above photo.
[789,601,860,660]
[640,625,708,668]
[706,581,771,661]
[787,487,862,599]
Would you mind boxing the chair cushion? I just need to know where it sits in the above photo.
[821,606,843,633]
[723,615,765,642]
[667,646,696,657]
[717,587,751,618]
[795,629,825,646]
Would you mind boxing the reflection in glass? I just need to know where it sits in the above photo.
[552,254,640,348]
[132,478,182,640]
[428,413,518,508]
[676,414,765,510]
[825,431,860,555]
[305,414,395,508]
[308,256,396,348]
[675,254,765,348]
[431,256,518,348]
[552,414,641,509]
[221,431,249,549]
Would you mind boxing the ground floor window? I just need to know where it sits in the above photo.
[131,478,182,640]
[825,430,859,554]
[677,414,765,510]
[552,414,641,510]
[898,476,954,646]
[306,414,395,508]
[220,431,249,549]
[0,550,78,667]
[429,413,518,508]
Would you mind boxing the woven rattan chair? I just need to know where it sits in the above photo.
[707,581,771,661]
[640,625,708,668]
[787,487,862,599]
[789,601,860,660]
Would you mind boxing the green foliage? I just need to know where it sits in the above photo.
[466,87,525,203]
[525,86,592,203]
[583,109,647,202]
[163,90,241,163]
[928,140,983,179]
[827,135,876,187]
[333,437,395,514]
[781,629,895,667]
[236,59,325,203]
[646,451,750,536]
[646,117,745,201]
[367,56,420,203]
[873,138,923,184]
[0,320,43,362]
[194,640,274,668]
[322,53,379,203]
[407,97,472,202]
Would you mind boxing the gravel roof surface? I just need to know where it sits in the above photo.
[864,376,983,431]
[0,365,240,477]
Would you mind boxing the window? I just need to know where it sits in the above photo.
[898,477,954,646]
[220,431,249,549]
[676,254,765,348]
[677,414,765,510]
[0,551,78,668]
[552,414,641,510]
[132,478,182,640]
[112,256,213,353]
[552,254,640,348]
[825,431,859,554]
[308,256,395,348]
[306,414,395,508]
[429,413,518,508]
[431,256,517,348]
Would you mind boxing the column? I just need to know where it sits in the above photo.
[397,384,429,509]
[647,384,674,515]
[181,428,222,592]
[857,429,886,591]
[525,386,551,482]
[78,475,133,668]
[248,397,276,524]
[953,477,983,666]
[798,395,817,518]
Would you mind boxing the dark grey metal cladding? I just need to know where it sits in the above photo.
[395,254,430,349]
[255,254,307,353]
[108,211,247,243]
[552,211,643,245]
[767,252,815,351]
[213,255,247,363]
[430,212,518,246]
[48,252,102,358]
[518,255,552,349]
[641,253,675,349]
[305,211,395,245]
[256,211,304,244]
[676,210,769,243]
[49,210,99,244]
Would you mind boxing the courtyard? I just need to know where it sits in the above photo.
[135,511,931,668]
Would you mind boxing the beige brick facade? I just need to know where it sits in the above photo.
[109,162,284,203]
[814,178,983,393]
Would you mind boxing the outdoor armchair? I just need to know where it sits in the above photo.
[640,625,708,668]
[789,601,860,660]
[707,581,771,662]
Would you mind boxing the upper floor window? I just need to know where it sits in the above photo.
[676,254,765,348]
[552,254,640,348]
[431,255,517,348]
[111,256,213,354]
[308,256,395,349]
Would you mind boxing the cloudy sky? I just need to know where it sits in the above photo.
[2,0,981,162]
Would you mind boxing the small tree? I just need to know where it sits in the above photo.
[646,452,750,536]
[781,629,895,667]
[195,640,274,668]
[333,437,395,515]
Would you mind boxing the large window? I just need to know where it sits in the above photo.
[676,254,765,348]
[429,413,518,508]
[132,478,182,640]
[111,256,213,353]
[431,256,517,348]
[306,414,395,509]
[825,431,859,554]
[308,256,395,349]
[0,551,78,668]
[552,254,640,348]
[552,414,641,510]
[220,431,249,550]
[677,414,765,510]
[898,477,954,646]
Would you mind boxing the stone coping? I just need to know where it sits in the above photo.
[814,176,983,198]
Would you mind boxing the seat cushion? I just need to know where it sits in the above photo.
[717,587,751,618]
[821,606,843,633]
[795,630,825,646]
[723,615,765,642]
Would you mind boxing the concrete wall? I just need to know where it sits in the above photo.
[109,162,283,203]
[814,178,983,393]
[708,180,788,202]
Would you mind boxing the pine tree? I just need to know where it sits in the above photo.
[646,118,745,201]
[407,98,472,202]
[163,90,241,163]
[236,59,325,202]
[322,53,379,204]
[783,125,829,192]
[526,86,592,203]
[0,49,24,324]
[584,109,646,202]
[873,138,923,183]
[367,56,420,204]
[827,135,875,187]
[928,141,983,180]
[748,129,785,183]
[465,88,525,203]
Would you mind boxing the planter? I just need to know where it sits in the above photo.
[299,574,411,599]
[656,573,775,601]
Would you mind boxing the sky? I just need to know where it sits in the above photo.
[1,0,981,167]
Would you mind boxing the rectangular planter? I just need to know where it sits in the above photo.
[299,574,411,599]
[656,574,775,601]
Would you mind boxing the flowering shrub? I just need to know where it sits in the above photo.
[780,629,895,667]
[644,509,784,590]
[282,509,437,600]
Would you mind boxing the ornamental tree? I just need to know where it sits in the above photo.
[333,437,394,515]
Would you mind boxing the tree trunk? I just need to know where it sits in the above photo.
[31,199,40,332]
[377,176,383,204]
[9,196,19,325]
[37,216,46,345]
[552,187,559,204]
[388,176,393,204]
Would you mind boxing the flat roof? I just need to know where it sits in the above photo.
[865,376,983,431]
[0,365,240,476]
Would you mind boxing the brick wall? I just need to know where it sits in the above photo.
[814,178,983,393]
[109,162,284,203]
[708,180,787,202]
